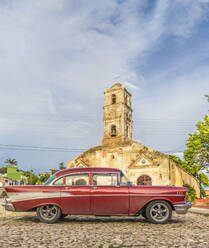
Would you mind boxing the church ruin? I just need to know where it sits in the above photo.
[67,82,200,196]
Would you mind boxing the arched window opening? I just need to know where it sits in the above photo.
[137,175,152,186]
[111,125,116,137]
[112,94,116,104]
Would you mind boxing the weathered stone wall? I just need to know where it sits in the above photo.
[169,160,200,196]
[102,83,133,146]
[67,141,200,197]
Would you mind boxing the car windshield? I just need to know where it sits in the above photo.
[44,174,56,185]
[120,172,132,185]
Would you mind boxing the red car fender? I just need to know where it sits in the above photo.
[13,198,64,213]
[130,196,178,215]
[32,202,63,212]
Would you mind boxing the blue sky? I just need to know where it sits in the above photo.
[0,0,209,172]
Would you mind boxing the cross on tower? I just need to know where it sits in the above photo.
[114,74,121,82]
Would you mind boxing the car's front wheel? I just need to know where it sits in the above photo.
[145,200,172,224]
[37,204,61,224]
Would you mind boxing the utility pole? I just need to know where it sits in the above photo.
[199,171,203,199]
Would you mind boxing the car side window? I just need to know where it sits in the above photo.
[65,174,89,186]
[53,177,64,186]
[93,174,118,186]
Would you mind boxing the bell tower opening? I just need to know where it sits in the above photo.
[102,82,133,145]
[112,94,116,104]
[111,125,117,137]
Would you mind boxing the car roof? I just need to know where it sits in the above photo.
[56,167,121,177]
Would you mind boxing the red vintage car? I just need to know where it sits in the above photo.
[2,167,191,224]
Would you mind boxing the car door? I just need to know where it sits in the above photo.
[90,172,129,215]
[59,173,91,214]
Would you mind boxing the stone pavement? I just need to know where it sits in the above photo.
[0,200,208,248]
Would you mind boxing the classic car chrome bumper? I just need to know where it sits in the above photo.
[174,200,192,214]
[2,199,15,212]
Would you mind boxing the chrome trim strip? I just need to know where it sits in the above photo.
[129,194,181,197]
[60,194,182,197]
[137,194,181,197]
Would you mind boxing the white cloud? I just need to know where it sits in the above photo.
[0,0,209,171]
[166,0,209,38]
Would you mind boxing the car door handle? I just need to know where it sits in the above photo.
[92,186,97,189]
[64,186,70,190]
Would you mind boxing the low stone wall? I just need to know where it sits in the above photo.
[193,199,209,209]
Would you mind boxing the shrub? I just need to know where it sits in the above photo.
[183,184,197,202]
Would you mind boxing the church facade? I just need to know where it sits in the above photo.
[67,83,200,196]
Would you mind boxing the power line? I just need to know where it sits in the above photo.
[0,144,86,153]
[0,144,86,150]
[0,146,185,154]
[0,143,186,154]
[0,147,84,152]
[162,150,184,154]
[0,112,198,123]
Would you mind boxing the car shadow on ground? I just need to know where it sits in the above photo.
[14,215,186,225]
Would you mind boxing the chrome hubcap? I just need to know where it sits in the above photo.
[150,203,169,222]
[40,205,57,220]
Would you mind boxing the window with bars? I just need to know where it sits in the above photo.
[137,175,152,186]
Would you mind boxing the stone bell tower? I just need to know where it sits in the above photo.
[102,82,133,146]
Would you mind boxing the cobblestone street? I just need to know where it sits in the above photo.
[0,204,208,248]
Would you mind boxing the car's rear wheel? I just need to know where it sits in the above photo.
[37,204,61,224]
[145,200,172,224]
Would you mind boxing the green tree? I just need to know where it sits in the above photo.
[184,115,209,185]
[38,174,50,184]
[59,162,66,170]
[0,167,7,174]
[204,94,209,103]
[181,95,209,187]
[4,158,18,166]
[23,170,38,185]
